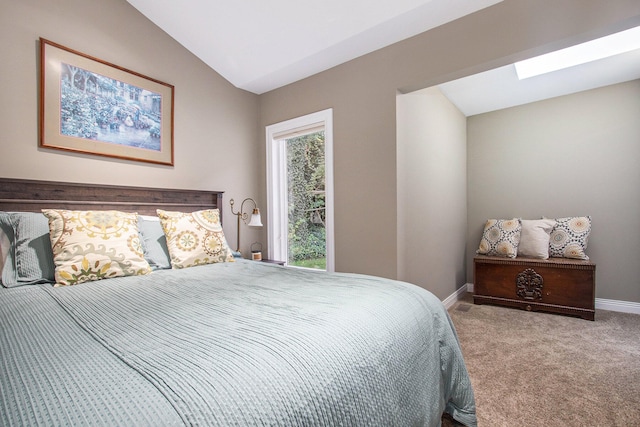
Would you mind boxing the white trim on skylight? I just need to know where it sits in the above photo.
[515,25,640,80]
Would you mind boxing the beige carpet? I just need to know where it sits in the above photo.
[448,294,640,427]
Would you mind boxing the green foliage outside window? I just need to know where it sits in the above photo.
[287,131,326,268]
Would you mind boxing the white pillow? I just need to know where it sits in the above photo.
[518,219,556,259]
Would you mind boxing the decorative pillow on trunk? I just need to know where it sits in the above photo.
[476,218,521,258]
[548,216,591,260]
[518,219,556,259]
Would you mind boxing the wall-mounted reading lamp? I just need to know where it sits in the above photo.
[229,198,263,253]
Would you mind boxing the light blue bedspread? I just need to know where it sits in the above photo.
[1,260,476,426]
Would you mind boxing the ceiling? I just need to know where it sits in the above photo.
[126,0,502,94]
[127,1,640,114]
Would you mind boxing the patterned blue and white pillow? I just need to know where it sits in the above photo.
[549,216,591,260]
[476,218,521,258]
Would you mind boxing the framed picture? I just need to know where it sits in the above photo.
[40,38,174,166]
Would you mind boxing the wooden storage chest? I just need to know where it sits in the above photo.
[473,255,596,320]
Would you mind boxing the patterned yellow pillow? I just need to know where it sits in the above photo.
[42,209,151,286]
[156,209,234,269]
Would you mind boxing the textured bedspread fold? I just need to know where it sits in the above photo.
[0,286,182,426]
[2,261,476,426]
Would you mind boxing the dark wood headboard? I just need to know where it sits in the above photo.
[0,178,224,219]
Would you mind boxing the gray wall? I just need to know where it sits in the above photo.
[259,0,640,296]
[2,0,640,302]
[397,88,467,300]
[467,80,640,302]
[0,0,263,252]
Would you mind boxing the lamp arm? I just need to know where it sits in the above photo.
[239,198,257,222]
[229,198,258,253]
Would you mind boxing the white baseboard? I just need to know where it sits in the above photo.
[458,283,640,315]
[442,284,470,309]
[595,298,640,315]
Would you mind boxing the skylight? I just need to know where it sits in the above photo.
[515,25,640,80]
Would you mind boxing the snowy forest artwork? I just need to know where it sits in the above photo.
[60,63,162,151]
[40,38,174,166]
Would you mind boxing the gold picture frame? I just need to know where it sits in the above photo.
[40,38,174,166]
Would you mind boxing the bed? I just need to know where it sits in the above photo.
[0,178,477,427]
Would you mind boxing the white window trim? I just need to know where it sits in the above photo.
[266,109,334,272]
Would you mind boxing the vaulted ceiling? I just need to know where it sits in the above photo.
[126,0,502,94]
[127,1,640,115]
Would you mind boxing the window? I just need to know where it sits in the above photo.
[266,109,334,271]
